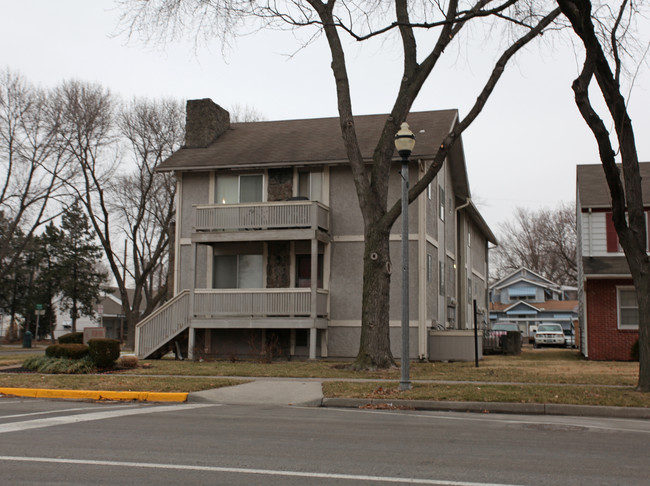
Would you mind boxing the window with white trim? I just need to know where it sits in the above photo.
[298,170,323,201]
[617,286,639,329]
[215,174,263,204]
[213,254,263,289]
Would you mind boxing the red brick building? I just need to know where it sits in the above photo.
[576,164,645,361]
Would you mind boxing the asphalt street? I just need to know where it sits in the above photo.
[0,398,648,485]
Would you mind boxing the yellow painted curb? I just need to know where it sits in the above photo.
[0,387,188,403]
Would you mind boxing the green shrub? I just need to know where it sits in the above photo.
[45,343,89,360]
[631,339,640,361]
[88,338,121,368]
[116,355,139,369]
[23,356,95,374]
[58,332,84,344]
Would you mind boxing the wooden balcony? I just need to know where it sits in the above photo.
[193,201,329,242]
[193,288,328,321]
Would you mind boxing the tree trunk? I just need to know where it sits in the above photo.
[354,224,395,369]
[634,271,650,391]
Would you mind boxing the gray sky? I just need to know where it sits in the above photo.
[2,0,649,230]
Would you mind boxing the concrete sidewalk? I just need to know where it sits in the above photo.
[188,379,324,407]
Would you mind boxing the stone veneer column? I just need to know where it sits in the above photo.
[266,168,293,288]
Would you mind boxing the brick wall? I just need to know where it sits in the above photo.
[585,278,639,360]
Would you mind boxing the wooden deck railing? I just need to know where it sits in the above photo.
[194,201,329,232]
[193,288,329,318]
[135,288,329,358]
[135,290,191,359]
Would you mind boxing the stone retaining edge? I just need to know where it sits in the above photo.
[321,398,650,419]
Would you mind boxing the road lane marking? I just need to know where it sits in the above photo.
[0,405,137,420]
[0,455,524,486]
[0,403,218,434]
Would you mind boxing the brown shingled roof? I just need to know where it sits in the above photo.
[577,162,650,209]
[157,110,459,171]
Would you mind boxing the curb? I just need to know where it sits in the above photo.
[321,398,650,419]
[0,387,188,403]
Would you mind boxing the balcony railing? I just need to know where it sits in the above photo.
[194,201,329,233]
[193,288,329,318]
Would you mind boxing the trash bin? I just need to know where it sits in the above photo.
[22,330,32,348]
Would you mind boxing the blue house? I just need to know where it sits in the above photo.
[489,268,578,339]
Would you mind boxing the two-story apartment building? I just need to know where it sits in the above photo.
[135,99,496,361]
[576,163,648,360]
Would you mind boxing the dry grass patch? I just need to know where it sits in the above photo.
[0,374,246,393]
[0,353,42,367]
[125,350,638,387]
[322,381,650,408]
[124,358,398,380]
[409,350,638,386]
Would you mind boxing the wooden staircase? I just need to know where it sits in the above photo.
[135,290,191,359]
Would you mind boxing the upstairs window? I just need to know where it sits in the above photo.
[298,171,323,201]
[439,186,445,221]
[215,174,263,204]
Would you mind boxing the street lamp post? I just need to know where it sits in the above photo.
[395,122,415,391]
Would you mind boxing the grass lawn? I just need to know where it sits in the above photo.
[0,352,43,367]
[121,349,638,386]
[322,382,650,408]
[1,348,645,406]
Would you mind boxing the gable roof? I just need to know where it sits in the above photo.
[577,162,650,209]
[491,267,558,290]
[158,110,459,172]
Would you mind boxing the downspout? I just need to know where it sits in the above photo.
[455,198,472,329]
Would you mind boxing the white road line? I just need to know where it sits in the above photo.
[0,455,523,486]
[0,405,137,420]
[0,403,217,434]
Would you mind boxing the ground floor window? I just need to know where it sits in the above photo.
[617,286,639,329]
[296,254,323,288]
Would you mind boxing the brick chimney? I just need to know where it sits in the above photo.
[185,99,230,148]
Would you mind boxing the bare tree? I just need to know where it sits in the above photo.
[112,98,185,320]
[229,103,266,123]
[52,81,184,349]
[119,0,560,368]
[556,0,650,391]
[491,203,577,286]
[0,70,70,281]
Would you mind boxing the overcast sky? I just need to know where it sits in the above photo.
[2,0,649,231]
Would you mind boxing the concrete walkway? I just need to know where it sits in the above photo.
[188,379,324,407]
